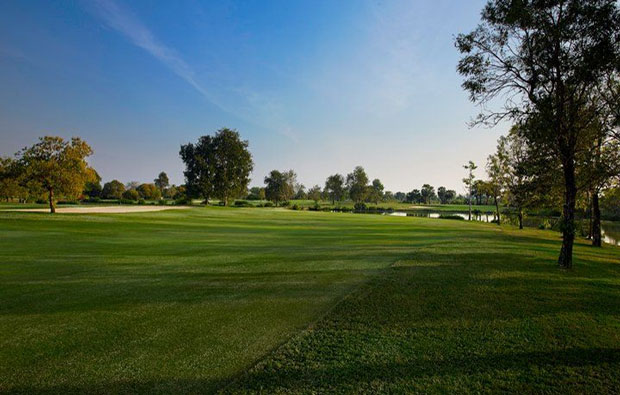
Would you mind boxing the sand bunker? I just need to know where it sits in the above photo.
[8,206,190,214]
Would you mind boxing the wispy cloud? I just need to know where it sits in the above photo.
[86,0,215,102]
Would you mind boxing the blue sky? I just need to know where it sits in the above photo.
[0,0,508,193]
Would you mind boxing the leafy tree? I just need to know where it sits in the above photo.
[324,174,345,205]
[394,192,406,202]
[437,186,448,204]
[247,186,266,200]
[294,183,307,200]
[307,185,322,204]
[445,189,457,203]
[368,179,384,204]
[137,183,161,200]
[0,157,28,202]
[383,191,395,202]
[462,161,477,220]
[211,129,253,205]
[486,154,505,224]
[180,129,253,205]
[346,166,369,203]
[406,189,422,204]
[122,189,139,201]
[180,135,215,203]
[420,184,435,204]
[102,180,125,199]
[154,172,169,193]
[456,0,620,268]
[82,169,102,199]
[17,136,93,213]
[264,170,296,206]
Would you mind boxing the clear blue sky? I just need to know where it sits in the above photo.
[0,0,508,193]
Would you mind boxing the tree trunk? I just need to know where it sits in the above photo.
[468,192,472,221]
[494,196,501,225]
[558,160,577,269]
[48,188,55,214]
[592,191,602,247]
[518,207,523,230]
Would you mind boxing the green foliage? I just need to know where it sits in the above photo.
[102,180,125,199]
[16,136,94,213]
[122,189,140,201]
[324,174,345,204]
[180,128,253,205]
[136,183,161,200]
[154,171,169,192]
[264,170,296,206]
[346,166,369,203]
[307,185,322,203]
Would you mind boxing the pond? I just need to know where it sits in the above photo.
[385,211,620,246]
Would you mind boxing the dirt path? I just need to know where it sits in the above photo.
[6,206,191,214]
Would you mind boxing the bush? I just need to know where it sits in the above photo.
[264,202,274,208]
[120,199,135,205]
[281,201,290,207]
[138,199,146,205]
[291,204,300,210]
[234,200,252,207]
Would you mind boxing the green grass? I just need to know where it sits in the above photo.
[1,208,619,393]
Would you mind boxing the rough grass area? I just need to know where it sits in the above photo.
[225,218,620,393]
[1,207,618,393]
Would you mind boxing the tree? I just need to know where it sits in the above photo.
[324,174,345,205]
[102,180,125,200]
[137,183,161,200]
[307,185,322,204]
[420,184,435,204]
[247,186,266,200]
[154,172,169,193]
[346,166,369,203]
[125,181,140,190]
[456,0,620,268]
[211,129,253,205]
[368,179,384,204]
[437,186,448,204]
[17,136,93,213]
[180,135,215,204]
[83,169,102,199]
[264,170,296,206]
[122,189,139,201]
[445,189,457,203]
[0,157,28,202]
[180,129,253,205]
[394,192,406,202]
[462,161,477,220]
[486,154,504,225]
[294,183,307,200]
[383,191,395,201]
[406,189,422,204]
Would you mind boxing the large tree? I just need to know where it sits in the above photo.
[462,161,477,220]
[420,184,435,204]
[0,157,28,202]
[486,154,504,224]
[154,172,169,193]
[456,0,620,268]
[17,136,94,213]
[102,180,125,200]
[264,170,296,206]
[368,179,384,204]
[211,129,253,205]
[324,174,345,205]
[180,128,253,205]
[346,166,369,203]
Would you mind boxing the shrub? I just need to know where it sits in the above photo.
[291,204,300,210]
[138,199,146,205]
[281,201,290,207]
[264,202,274,208]
[234,200,252,207]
